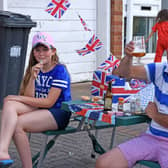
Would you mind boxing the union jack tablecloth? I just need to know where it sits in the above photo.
[68,103,123,124]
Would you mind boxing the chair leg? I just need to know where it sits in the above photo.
[37,135,48,168]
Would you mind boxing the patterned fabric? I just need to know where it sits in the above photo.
[69,103,123,124]
[97,55,120,74]
[125,83,154,110]
[76,34,103,56]
[129,79,148,89]
[45,0,71,19]
[77,14,91,31]
[91,71,140,103]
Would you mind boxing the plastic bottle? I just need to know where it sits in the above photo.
[118,97,124,112]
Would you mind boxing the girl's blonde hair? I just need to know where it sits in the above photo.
[19,46,59,95]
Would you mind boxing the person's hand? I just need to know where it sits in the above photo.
[31,63,43,79]
[145,101,158,120]
[4,95,23,103]
[124,41,134,57]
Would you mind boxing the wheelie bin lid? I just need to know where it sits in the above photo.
[0,10,36,28]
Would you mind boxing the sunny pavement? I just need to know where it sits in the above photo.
[6,82,148,168]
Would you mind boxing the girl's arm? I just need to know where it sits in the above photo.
[145,31,154,43]
[6,87,61,108]
[113,41,148,81]
[23,76,35,97]
[23,63,42,97]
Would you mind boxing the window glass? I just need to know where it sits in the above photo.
[133,17,157,54]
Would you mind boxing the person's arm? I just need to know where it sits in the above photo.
[23,63,42,97]
[145,102,168,128]
[5,87,61,108]
[145,31,155,43]
[113,41,148,81]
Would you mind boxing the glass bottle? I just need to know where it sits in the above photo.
[104,81,112,112]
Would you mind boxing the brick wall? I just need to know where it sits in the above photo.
[111,0,123,59]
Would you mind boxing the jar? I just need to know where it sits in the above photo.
[118,97,124,112]
[130,98,136,113]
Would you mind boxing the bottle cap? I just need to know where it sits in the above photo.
[118,97,124,101]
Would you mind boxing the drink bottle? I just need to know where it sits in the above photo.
[104,81,112,112]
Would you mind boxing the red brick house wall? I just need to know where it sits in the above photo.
[111,0,123,59]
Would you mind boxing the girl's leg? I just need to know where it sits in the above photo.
[0,100,36,159]
[95,147,128,168]
[154,42,164,62]
[13,109,58,168]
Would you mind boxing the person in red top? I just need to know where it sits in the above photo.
[145,9,168,62]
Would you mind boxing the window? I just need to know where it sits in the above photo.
[133,17,157,54]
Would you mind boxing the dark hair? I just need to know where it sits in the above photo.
[19,45,59,95]
[156,9,168,22]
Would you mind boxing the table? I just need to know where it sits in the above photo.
[61,100,150,155]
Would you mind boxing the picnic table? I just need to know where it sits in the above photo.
[61,100,150,155]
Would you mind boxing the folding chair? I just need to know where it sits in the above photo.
[32,126,77,168]
[136,160,161,168]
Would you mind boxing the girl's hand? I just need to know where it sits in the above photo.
[124,41,134,57]
[145,101,158,119]
[31,63,43,79]
[4,95,23,102]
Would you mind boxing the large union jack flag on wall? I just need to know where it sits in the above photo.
[45,0,71,19]
[76,34,103,56]
[97,55,120,74]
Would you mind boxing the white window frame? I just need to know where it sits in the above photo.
[0,0,7,10]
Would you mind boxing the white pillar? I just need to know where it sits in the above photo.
[96,0,111,67]
[0,0,7,10]
[126,0,133,43]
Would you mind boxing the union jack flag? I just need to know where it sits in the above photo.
[76,34,103,56]
[91,70,140,103]
[78,14,91,31]
[91,70,118,97]
[45,0,71,19]
[97,55,120,74]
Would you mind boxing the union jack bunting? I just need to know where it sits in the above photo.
[45,0,71,19]
[129,79,148,89]
[97,55,120,74]
[76,34,103,56]
[91,70,140,103]
[78,14,92,31]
